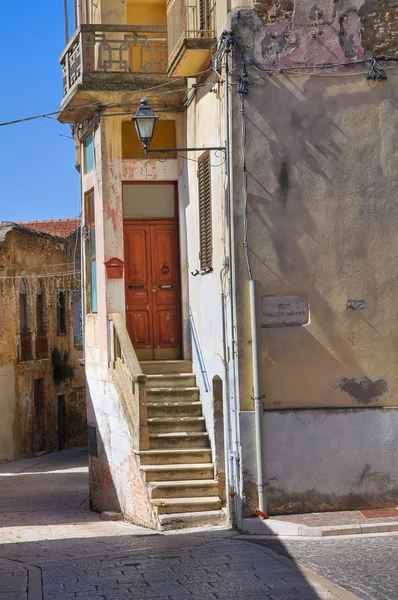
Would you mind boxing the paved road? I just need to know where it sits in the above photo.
[255,536,398,600]
[0,448,357,600]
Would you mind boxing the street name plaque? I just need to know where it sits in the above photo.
[261,294,309,327]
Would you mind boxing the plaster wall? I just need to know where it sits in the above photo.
[184,83,229,466]
[241,409,398,514]
[230,7,398,513]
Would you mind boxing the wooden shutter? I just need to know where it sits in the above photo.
[199,0,213,31]
[198,151,212,270]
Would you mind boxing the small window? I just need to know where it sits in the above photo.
[19,280,29,333]
[57,290,67,334]
[36,282,45,333]
[84,133,94,173]
[85,189,97,313]
[71,290,83,345]
[198,151,212,270]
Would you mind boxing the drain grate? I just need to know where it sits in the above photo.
[361,508,398,518]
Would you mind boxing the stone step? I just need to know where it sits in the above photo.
[158,510,227,531]
[147,401,203,418]
[141,361,192,375]
[146,374,196,388]
[139,448,213,465]
[147,417,205,433]
[151,496,222,515]
[150,479,219,499]
[140,463,215,482]
[149,432,209,449]
[146,387,199,402]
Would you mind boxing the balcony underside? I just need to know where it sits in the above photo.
[167,39,215,78]
[58,75,186,124]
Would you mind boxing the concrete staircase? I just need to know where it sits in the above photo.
[139,360,226,531]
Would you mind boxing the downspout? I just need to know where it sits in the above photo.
[221,290,236,527]
[79,139,85,361]
[76,0,83,26]
[224,43,241,526]
[238,43,267,514]
[64,0,69,43]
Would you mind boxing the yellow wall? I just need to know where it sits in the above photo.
[127,0,166,26]
[122,120,176,159]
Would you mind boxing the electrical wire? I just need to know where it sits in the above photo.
[0,272,81,281]
[0,67,218,129]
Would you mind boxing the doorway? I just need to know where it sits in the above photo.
[33,378,45,453]
[123,182,182,360]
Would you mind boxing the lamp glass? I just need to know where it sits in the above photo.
[132,102,159,148]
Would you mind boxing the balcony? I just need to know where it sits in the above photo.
[167,0,216,77]
[59,24,185,123]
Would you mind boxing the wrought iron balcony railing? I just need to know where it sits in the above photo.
[61,24,168,98]
[167,0,216,76]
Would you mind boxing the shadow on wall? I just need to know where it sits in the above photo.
[87,417,121,515]
[243,74,398,394]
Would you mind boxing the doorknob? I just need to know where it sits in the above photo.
[152,287,157,292]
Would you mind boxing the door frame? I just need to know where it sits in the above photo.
[122,181,184,360]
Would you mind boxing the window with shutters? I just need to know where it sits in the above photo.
[198,151,212,270]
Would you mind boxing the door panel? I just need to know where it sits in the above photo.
[124,226,152,351]
[150,224,182,354]
[124,220,181,360]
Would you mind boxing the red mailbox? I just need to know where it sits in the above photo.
[104,258,124,279]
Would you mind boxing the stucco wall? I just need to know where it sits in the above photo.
[232,11,398,415]
[229,6,398,514]
[241,408,398,515]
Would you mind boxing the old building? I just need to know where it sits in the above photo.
[0,220,86,462]
[58,0,398,530]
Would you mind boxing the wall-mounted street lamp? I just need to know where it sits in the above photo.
[132,101,225,156]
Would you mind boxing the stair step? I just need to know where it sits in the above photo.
[141,361,192,375]
[146,374,196,388]
[147,387,199,402]
[140,463,215,482]
[148,417,205,433]
[151,496,222,515]
[139,448,212,465]
[149,432,209,449]
[147,401,203,418]
[150,479,219,499]
[158,510,227,531]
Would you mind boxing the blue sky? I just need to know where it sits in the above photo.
[0,2,79,222]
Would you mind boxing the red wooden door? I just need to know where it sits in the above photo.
[124,221,181,360]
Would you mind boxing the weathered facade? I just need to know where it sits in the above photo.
[59,0,398,530]
[0,221,86,462]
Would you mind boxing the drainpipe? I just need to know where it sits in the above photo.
[76,0,83,26]
[238,40,267,515]
[221,291,236,527]
[250,280,266,514]
[224,43,242,527]
[64,0,69,43]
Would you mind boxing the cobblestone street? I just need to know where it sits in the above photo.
[0,448,356,600]
[256,536,398,600]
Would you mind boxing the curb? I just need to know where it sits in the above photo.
[239,540,360,600]
[243,517,398,537]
